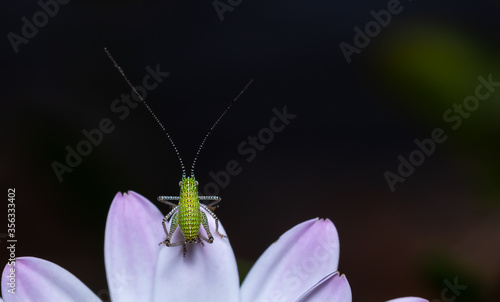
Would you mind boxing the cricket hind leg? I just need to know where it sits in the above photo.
[158,199,183,253]
[159,206,178,240]
[196,236,205,246]
[159,209,181,246]
[199,211,214,244]
[159,211,189,256]
[167,240,187,257]
[200,204,227,239]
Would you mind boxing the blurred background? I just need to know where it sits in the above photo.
[1,0,500,301]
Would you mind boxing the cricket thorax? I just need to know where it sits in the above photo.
[178,177,201,241]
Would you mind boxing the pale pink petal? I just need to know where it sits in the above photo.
[295,272,352,302]
[105,191,164,302]
[240,218,340,302]
[152,208,239,302]
[1,257,100,302]
[386,298,429,302]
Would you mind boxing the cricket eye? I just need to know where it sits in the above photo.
[179,181,183,187]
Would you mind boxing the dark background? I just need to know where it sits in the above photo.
[2,0,500,301]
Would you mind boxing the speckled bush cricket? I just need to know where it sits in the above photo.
[105,48,253,256]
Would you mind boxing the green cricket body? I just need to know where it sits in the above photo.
[159,175,220,256]
[178,177,201,242]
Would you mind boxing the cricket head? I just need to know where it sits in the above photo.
[179,176,199,195]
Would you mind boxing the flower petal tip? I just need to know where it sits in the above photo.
[113,190,135,199]
[2,257,100,301]
[105,191,164,302]
[241,218,341,302]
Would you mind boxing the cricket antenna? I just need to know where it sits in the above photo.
[104,47,187,178]
[190,79,254,177]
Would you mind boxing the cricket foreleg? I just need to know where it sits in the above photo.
[158,196,180,208]
[199,195,222,210]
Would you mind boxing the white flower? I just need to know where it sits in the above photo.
[1,191,428,302]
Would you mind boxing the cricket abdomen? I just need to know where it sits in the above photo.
[178,177,201,242]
